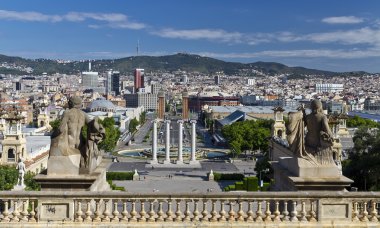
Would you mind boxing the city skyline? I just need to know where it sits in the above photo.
[1,0,380,72]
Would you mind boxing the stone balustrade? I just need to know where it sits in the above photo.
[0,191,380,227]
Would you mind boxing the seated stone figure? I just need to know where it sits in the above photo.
[286,99,334,165]
[48,97,105,174]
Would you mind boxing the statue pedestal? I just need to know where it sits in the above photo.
[35,159,110,191]
[271,141,353,191]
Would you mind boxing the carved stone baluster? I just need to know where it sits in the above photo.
[210,200,218,222]
[20,200,29,222]
[139,200,146,222]
[299,201,307,222]
[237,200,245,222]
[282,201,290,221]
[201,199,209,222]
[264,201,272,222]
[255,201,263,222]
[219,200,226,222]
[192,200,200,222]
[156,201,164,222]
[174,199,182,222]
[29,201,36,222]
[130,200,138,222]
[361,201,369,222]
[309,200,317,222]
[1,201,10,222]
[120,200,129,222]
[84,200,93,222]
[183,200,191,222]
[370,201,378,222]
[246,200,254,222]
[273,201,281,222]
[165,200,173,222]
[11,200,20,222]
[93,200,101,222]
[147,200,156,222]
[102,199,111,222]
[352,202,359,221]
[290,201,298,222]
[111,200,120,222]
[75,201,83,222]
[228,200,236,222]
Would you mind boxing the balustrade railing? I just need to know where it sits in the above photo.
[0,191,379,227]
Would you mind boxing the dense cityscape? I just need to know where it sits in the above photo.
[1,1,380,227]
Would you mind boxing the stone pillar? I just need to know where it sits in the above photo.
[177,120,184,164]
[190,120,198,164]
[164,120,171,164]
[150,119,158,164]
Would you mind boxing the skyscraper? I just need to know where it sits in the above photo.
[134,68,145,92]
[106,70,121,95]
[82,61,99,88]
[111,71,120,95]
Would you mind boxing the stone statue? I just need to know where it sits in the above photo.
[16,158,26,186]
[286,99,335,165]
[81,117,106,171]
[48,97,105,174]
[50,96,87,157]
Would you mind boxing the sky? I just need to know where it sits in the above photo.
[1,0,380,72]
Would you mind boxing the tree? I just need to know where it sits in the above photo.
[343,126,380,190]
[129,118,139,134]
[49,119,61,131]
[221,119,273,157]
[98,117,121,153]
[0,165,18,190]
[0,166,41,191]
[347,115,379,128]
[139,111,146,124]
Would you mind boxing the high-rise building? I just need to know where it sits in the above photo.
[106,70,121,95]
[82,61,99,88]
[214,75,220,85]
[134,68,145,92]
[182,91,189,120]
[111,71,120,95]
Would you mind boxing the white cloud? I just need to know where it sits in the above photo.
[152,28,243,43]
[0,9,146,29]
[197,48,380,59]
[322,16,364,24]
[304,27,380,46]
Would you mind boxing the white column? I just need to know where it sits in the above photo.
[150,119,158,164]
[177,120,184,164]
[190,120,198,164]
[164,120,171,164]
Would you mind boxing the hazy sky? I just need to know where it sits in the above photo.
[1,0,380,72]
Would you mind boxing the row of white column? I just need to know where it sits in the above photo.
[151,119,197,164]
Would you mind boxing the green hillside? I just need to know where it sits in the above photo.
[0,53,362,76]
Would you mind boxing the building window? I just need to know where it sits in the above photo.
[7,148,15,162]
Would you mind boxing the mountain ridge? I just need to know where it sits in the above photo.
[0,53,368,76]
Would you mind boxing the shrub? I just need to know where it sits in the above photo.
[106,172,134,181]
[213,173,244,181]
[228,185,235,191]
[262,182,270,191]
[224,186,230,192]
[235,181,244,191]
[246,176,259,191]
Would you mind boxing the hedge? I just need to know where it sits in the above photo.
[246,176,259,192]
[262,182,270,191]
[106,172,134,181]
[213,173,245,181]
[107,180,126,191]
[235,181,244,191]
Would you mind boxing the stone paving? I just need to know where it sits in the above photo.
[108,159,255,193]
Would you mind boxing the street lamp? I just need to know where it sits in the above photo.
[259,168,270,190]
